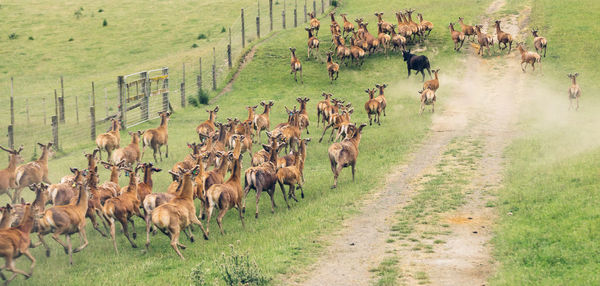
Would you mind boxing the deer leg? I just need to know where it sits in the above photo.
[65,235,73,265]
[216,208,228,235]
[329,127,336,142]
[145,212,152,249]
[318,124,330,143]
[268,187,277,213]
[182,226,194,243]
[96,209,110,236]
[11,188,23,204]
[289,185,298,202]
[298,183,305,199]
[170,227,185,260]
[89,211,107,237]
[22,249,36,277]
[129,216,138,239]
[205,203,214,237]
[51,232,69,254]
[108,217,118,254]
[300,69,303,84]
[237,204,245,229]
[255,187,263,218]
[37,233,51,257]
[73,227,89,253]
[190,215,209,240]
[119,218,137,248]
[4,257,30,282]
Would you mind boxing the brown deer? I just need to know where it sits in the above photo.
[306,27,320,60]
[421,69,440,92]
[328,123,367,188]
[326,52,340,83]
[251,132,283,167]
[48,168,86,206]
[349,37,365,66]
[277,138,310,201]
[317,93,333,127]
[364,88,381,126]
[99,160,124,200]
[60,149,99,184]
[419,88,436,115]
[196,106,219,142]
[0,145,24,202]
[377,22,391,56]
[340,13,354,37]
[280,108,302,153]
[494,20,513,54]
[84,167,110,237]
[309,12,320,36]
[375,84,388,117]
[37,177,90,265]
[329,12,341,35]
[568,73,582,111]
[136,163,162,214]
[359,22,379,54]
[102,166,143,253]
[389,25,407,51]
[142,111,170,162]
[458,17,476,42]
[532,29,547,57]
[395,12,412,40]
[0,204,13,230]
[449,22,465,51]
[148,166,208,259]
[374,12,393,34]
[516,42,541,73]
[96,119,121,161]
[203,151,229,192]
[333,34,350,65]
[238,105,258,135]
[297,97,311,134]
[206,150,244,235]
[277,137,310,168]
[474,25,492,56]
[254,101,274,143]
[112,131,144,167]
[289,47,303,84]
[319,108,353,143]
[405,9,422,42]
[13,143,54,203]
[0,203,36,283]
[417,13,434,36]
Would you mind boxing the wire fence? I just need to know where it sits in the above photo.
[3,0,332,160]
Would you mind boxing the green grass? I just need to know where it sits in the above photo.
[371,257,401,286]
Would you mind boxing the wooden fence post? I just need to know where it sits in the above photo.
[294,0,297,28]
[90,106,96,141]
[91,81,96,106]
[197,57,203,91]
[321,0,324,14]
[161,67,169,112]
[7,125,14,150]
[269,0,273,32]
[58,96,65,123]
[141,71,149,121]
[10,77,14,126]
[51,116,59,150]
[241,9,245,48]
[75,96,79,124]
[256,15,260,39]
[118,76,127,128]
[313,0,316,15]
[181,63,186,107]
[282,10,286,29]
[54,89,58,118]
[227,44,232,69]
[212,47,217,91]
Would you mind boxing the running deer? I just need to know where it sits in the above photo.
[568,73,581,110]
[103,166,143,253]
[297,97,311,134]
[417,13,434,36]
[149,166,208,259]
[277,138,310,201]
[206,150,245,235]
[474,25,492,56]
[0,203,36,283]
[328,123,367,189]
[99,160,124,200]
[60,149,99,184]
[37,177,90,265]
[349,37,365,66]
[317,93,333,127]
[96,119,121,161]
[319,107,353,143]
[0,204,13,230]
[85,167,110,237]
[306,27,320,60]
[112,131,143,167]
[204,151,229,192]
[48,167,86,206]
[333,34,350,65]
[196,106,219,142]
[309,12,320,36]
[516,42,541,73]
[494,20,513,54]
[419,88,436,115]
[359,22,379,54]
[13,143,54,204]
[329,12,341,35]
[390,25,407,51]
[458,17,475,41]
[340,13,354,37]
[289,47,303,84]
[421,69,440,92]
[374,12,393,34]
[142,111,170,162]
[395,12,412,40]
[405,9,422,42]
[251,132,283,167]
[0,145,24,202]
[532,29,547,57]
[449,22,465,51]
[326,52,340,83]
[238,105,258,135]
[375,84,388,117]
[254,101,274,143]
[364,88,382,126]
[377,22,391,56]
[277,137,310,168]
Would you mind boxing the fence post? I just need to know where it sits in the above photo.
[256,15,260,39]
[321,0,324,14]
[90,106,96,141]
[10,77,14,126]
[58,96,65,123]
[294,1,297,28]
[181,63,186,107]
[141,71,149,121]
[7,125,14,150]
[91,81,96,106]
[212,47,217,91]
[269,0,273,32]
[197,57,203,91]
[241,9,245,49]
[75,96,79,124]
[282,10,286,29]
[118,76,127,128]
[227,44,232,69]
[313,0,316,15]
[161,67,169,112]
[54,89,58,118]
[51,116,59,150]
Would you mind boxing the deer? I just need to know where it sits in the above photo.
[99,160,125,200]
[567,73,582,111]
[244,138,289,219]
[60,149,99,184]
[48,168,86,206]
[516,42,541,73]
[421,69,440,92]
[236,123,253,155]
[289,47,303,84]
[319,107,353,143]
[328,123,367,188]
[204,151,229,192]
[84,167,111,237]
[374,12,393,34]
[359,22,379,54]
[13,143,54,204]
[474,25,492,57]
[96,119,121,162]
[102,166,143,253]
[419,88,437,115]
[254,101,274,144]
[112,131,143,167]
[333,34,350,66]
[494,20,513,54]
[309,11,320,36]
[36,175,90,265]
[196,106,219,142]
[0,145,24,202]
[395,12,412,40]
[305,27,320,60]
[364,88,382,126]
[375,84,388,117]
[532,29,547,57]
[340,13,354,37]
[417,13,434,36]
[297,97,311,134]
[329,12,341,35]
[205,149,245,235]
[376,22,391,56]
[238,105,258,135]
[389,25,407,51]
[349,37,366,66]
[277,137,310,168]
[0,202,36,284]
[402,50,432,82]
[276,138,310,201]
[251,132,283,167]
[0,204,13,230]
[136,163,162,215]
[326,52,340,83]
[148,166,208,259]
[449,22,465,52]
[280,108,302,154]
[458,17,476,42]
[141,111,170,162]
[405,9,422,42]
[317,93,333,127]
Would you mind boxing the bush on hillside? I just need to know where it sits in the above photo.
[218,243,270,286]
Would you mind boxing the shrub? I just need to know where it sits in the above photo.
[219,244,270,286]
[221,27,226,33]
[191,43,199,48]
[74,7,84,19]
[188,96,199,107]
[28,36,34,40]
[98,8,104,13]
[8,33,18,40]
[190,261,209,286]
[331,0,339,7]
[102,19,108,26]
[68,38,74,42]
[197,33,207,40]
[198,89,209,105]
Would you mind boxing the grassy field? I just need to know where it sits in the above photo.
[2,0,496,284]
[490,0,600,284]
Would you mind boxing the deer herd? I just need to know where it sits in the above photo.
[0,6,580,285]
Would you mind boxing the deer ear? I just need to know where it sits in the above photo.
[375,84,380,88]
[37,143,44,147]
[214,106,219,112]
[575,73,579,77]
[383,84,388,88]
[365,89,369,93]
[70,167,78,174]
[152,168,162,172]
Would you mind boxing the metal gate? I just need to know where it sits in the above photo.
[117,67,169,128]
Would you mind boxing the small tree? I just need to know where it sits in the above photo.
[219,243,270,286]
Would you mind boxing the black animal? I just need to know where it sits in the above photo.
[402,50,432,82]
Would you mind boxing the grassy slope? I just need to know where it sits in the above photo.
[3,0,495,285]
[491,0,600,284]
